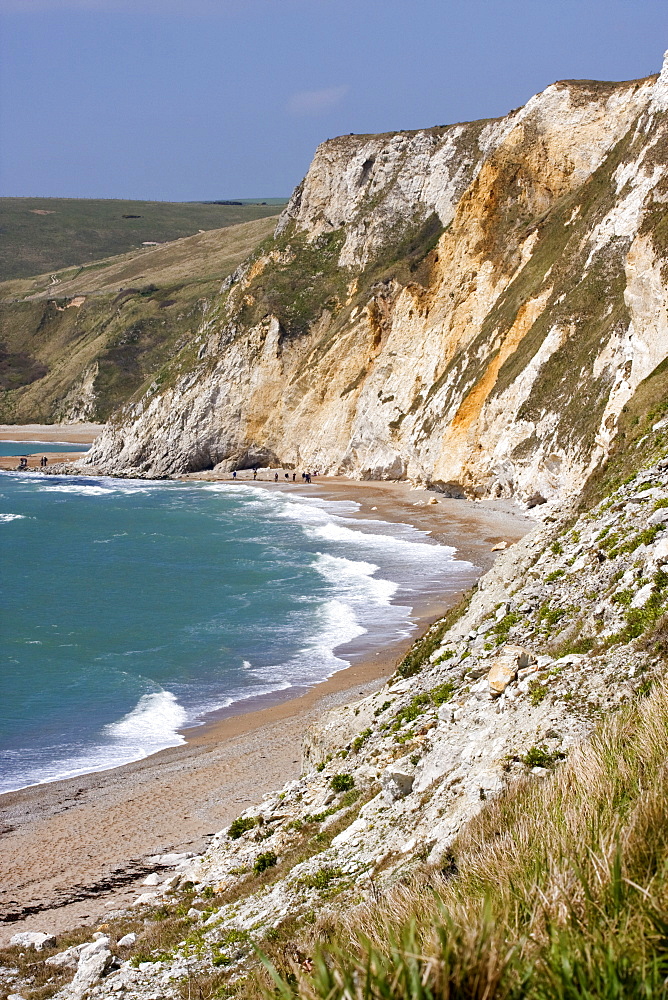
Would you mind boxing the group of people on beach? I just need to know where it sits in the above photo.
[230,467,317,483]
[16,455,49,470]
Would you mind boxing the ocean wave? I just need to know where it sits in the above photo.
[38,484,116,496]
[308,520,463,562]
[0,513,25,522]
[35,474,165,496]
[104,690,188,745]
[0,691,188,795]
[313,552,397,605]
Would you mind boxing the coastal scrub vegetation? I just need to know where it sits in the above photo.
[248,678,668,999]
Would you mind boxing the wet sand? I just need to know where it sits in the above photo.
[0,470,534,945]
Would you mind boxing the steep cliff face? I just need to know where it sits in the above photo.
[87,57,668,503]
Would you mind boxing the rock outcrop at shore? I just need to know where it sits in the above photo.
[84,54,668,505]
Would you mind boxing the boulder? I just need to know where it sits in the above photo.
[9,931,56,951]
[45,944,84,969]
[117,932,136,948]
[487,645,535,695]
[381,757,416,801]
[68,938,112,997]
[142,872,162,885]
[132,891,159,906]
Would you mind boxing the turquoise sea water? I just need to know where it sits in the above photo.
[0,441,90,456]
[0,472,475,794]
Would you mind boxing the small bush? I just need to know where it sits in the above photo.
[430,681,455,706]
[612,588,634,606]
[351,728,372,753]
[228,816,257,839]
[492,611,521,643]
[391,693,432,731]
[529,679,548,706]
[330,773,355,793]
[522,745,565,769]
[546,569,565,582]
[551,541,563,555]
[296,866,344,891]
[253,851,278,875]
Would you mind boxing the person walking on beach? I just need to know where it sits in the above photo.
[232,470,237,480]
[292,472,296,482]
[253,468,257,480]
[274,472,279,482]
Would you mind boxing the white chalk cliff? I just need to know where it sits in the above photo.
[87,55,668,504]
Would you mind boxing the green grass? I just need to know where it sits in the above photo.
[0,197,286,282]
[228,816,258,839]
[0,215,277,423]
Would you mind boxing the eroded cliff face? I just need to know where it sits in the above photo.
[87,57,668,503]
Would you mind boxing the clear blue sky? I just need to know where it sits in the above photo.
[0,0,665,201]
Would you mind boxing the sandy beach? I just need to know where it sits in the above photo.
[0,423,102,470]
[0,441,534,945]
[0,424,104,443]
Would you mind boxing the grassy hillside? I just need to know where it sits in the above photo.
[0,197,287,282]
[0,215,278,423]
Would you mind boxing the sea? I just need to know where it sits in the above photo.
[0,471,477,795]
[0,441,90,456]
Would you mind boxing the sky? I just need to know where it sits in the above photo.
[0,0,666,202]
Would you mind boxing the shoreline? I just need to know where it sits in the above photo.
[0,449,535,944]
[0,424,100,469]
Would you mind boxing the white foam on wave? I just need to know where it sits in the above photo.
[314,552,397,605]
[309,520,462,562]
[0,513,25,522]
[0,690,188,795]
[33,473,167,496]
[38,484,115,495]
[246,598,367,690]
[104,690,187,745]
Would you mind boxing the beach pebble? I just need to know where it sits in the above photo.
[9,931,56,951]
[117,932,136,947]
[143,872,162,885]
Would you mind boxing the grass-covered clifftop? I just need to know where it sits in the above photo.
[0,198,286,282]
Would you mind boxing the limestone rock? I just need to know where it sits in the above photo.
[67,938,112,997]
[46,945,84,969]
[9,931,56,951]
[116,933,136,948]
[81,66,668,511]
[488,645,535,695]
[381,757,416,801]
